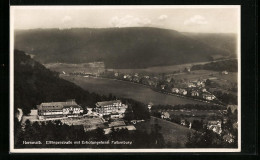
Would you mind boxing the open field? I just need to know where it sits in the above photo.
[108,59,236,74]
[45,58,236,75]
[170,70,237,94]
[61,117,105,131]
[170,70,237,82]
[167,110,224,122]
[108,62,206,74]
[135,117,194,147]
[44,62,105,75]
[61,75,207,106]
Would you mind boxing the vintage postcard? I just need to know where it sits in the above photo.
[10,5,241,153]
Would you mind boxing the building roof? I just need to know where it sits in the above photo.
[108,121,126,127]
[202,93,214,97]
[37,100,82,110]
[208,120,221,125]
[114,125,136,131]
[96,100,122,107]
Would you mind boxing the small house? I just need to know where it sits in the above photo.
[207,120,222,134]
[191,90,200,96]
[222,70,229,75]
[187,82,196,88]
[161,85,166,90]
[161,112,170,119]
[172,88,179,93]
[202,93,215,100]
[201,88,207,92]
[179,89,187,95]
[223,133,235,143]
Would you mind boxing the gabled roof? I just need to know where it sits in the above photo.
[37,100,82,110]
[108,121,126,127]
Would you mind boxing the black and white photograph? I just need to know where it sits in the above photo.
[10,5,241,153]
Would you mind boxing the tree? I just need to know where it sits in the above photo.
[186,129,222,148]
[123,105,135,121]
[191,120,204,131]
[205,79,212,86]
[93,127,107,141]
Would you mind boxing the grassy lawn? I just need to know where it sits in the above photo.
[135,117,194,148]
[61,117,105,131]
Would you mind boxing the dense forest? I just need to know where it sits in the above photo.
[191,59,238,72]
[14,50,150,119]
[182,32,237,57]
[14,27,235,69]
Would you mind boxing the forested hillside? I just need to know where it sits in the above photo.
[14,50,149,119]
[14,27,235,69]
[191,59,238,72]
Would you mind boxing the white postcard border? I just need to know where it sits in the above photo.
[9,5,241,153]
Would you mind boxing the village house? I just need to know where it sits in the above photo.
[179,89,188,95]
[202,93,216,100]
[132,77,140,83]
[223,133,235,143]
[201,88,207,92]
[227,105,238,113]
[171,88,179,93]
[147,102,153,111]
[95,100,127,117]
[207,120,222,134]
[161,84,166,90]
[161,112,170,119]
[181,119,187,126]
[147,80,158,87]
[196,81,205,87]
[37,99,84,120]
[166,77,172,83]
[187,82,196,88]
[191,90,200,96]
[222,70,229,75]
[123,74,132,80]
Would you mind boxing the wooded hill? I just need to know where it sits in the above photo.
[14,27,236,69]
[191,59,238,72]
[14,50,150,119]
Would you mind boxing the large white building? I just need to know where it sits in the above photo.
[95,100,127,116]
[37,99,83,120]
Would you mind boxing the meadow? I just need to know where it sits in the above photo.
[135,116,194,147]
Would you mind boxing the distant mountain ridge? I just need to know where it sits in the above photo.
[14,27,237,69]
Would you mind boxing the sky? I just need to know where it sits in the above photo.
[11,6,240,33]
